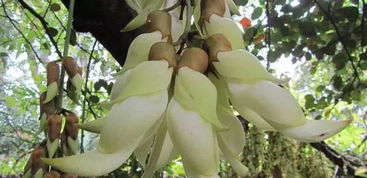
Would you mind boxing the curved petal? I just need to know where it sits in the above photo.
[227,81,306,129]
[77,118,105,133]
[214,50,281,84]
[204,14,244,50]
[155,130,177,170]
[231,104,276,131]
[217,106,245,157]
[225,0,240,15]
[43,82,58,103]
[110,70,132,101]
[166,99,219,177]
[42,150,128,177]
[281,119,352,142]
[135,136,154,168]
[193,0,204,36]
[98,90,168,153]
[118,31,164,74]
[166,0,186,42]
[174,67,225,129]
[110,61,173,105]
[208,73,230,109]
[70,74,83,92]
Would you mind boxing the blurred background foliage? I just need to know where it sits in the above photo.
[0,0,366,177]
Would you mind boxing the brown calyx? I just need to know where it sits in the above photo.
[46,61,60,85]
[45,171,61,178]
[61,174,78,178]
[178,47,209,73]
[148,42,177,68]
[25,145,46,174]
[204,33,232,61]
[47,114,62,142]
[146,10,172,43]
[40,92,55,116]
[200,0,226,22]
[65,113,79,139]
[62,56,79,77]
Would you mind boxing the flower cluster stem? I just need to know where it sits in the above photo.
[56,0,76,110]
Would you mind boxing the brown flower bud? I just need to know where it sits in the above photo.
[62,56,79,77]
[204,34,232,61]
[47,114,62,142]
[24,143,47,174]
[146,10,172,43]
[65,113,79,140]
[46,61,60,85]
[148,42,177,68]
[200,0,226,22]
[178,47,209,73]
[45,171,61,178]
[40,92,55,117]
[61,174,78,178]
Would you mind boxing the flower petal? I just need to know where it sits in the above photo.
[42,150,128,177]
[208,73,230,109]
[135,136,154,168]
[225,0,240,15]
[214,50,281,84]
[77,118,105,133]
[43,82,58,103]
[217,106,245,157]
[228,81,305,129]
[281,119,352,142]
[111,61,173,105]
[98,90,168,153]
[166,99,219,177]
[70,73,83,92]
[118,31,164,75]
[204,14,244,50]
[231,104,276,131]
[174,67,226,129]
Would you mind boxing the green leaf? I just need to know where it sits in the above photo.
[298,21,316,37]
[94,79,107,91]
[251,7,262,20]
[332,76,343,90]
[304,94,315,109]
[50,3,61,12]
[336,6,358,22]
[89,95,100,103]
[332,53,348,70]
[234,0,248,6]
[47,27,58,37]
[0,52,8,57]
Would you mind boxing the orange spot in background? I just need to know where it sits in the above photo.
[240,17,251,28]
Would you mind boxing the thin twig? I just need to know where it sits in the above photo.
[265,0,271,70]
[80,40,98,153]
[17,0,63,58]
[1,0,43,64]
[314,0,360,81]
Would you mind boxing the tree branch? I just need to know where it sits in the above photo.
[1,0,43,64]
[16,0,63,58]
[314,0,360,81]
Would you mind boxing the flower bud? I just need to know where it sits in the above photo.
[47,61,60,86]
[201,0,226,22]
[47,114,62,142]
[45,171,61,178]
[204,34,232,61]
[65,113,79,140]
[24,143,47,176]
[62,57,79,77]
[40,92,55,116]
[146,10,172,43]
[148,42,177,68]
[178,47,209,73]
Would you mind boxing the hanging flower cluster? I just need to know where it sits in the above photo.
[42,0,351,177]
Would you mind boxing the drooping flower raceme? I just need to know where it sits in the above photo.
[41,0,352,177]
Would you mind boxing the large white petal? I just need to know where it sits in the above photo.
[165,0,186,42]
[281,119,352,142]
[214,50,282,84]
[174,67,225,129]
[118,31,164,74]
[166,99,219,177]
[110,70,132,101]
[228,81,306,129]
[42,150,128,177]
[204,14,244,50]
[98,90,168,153]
